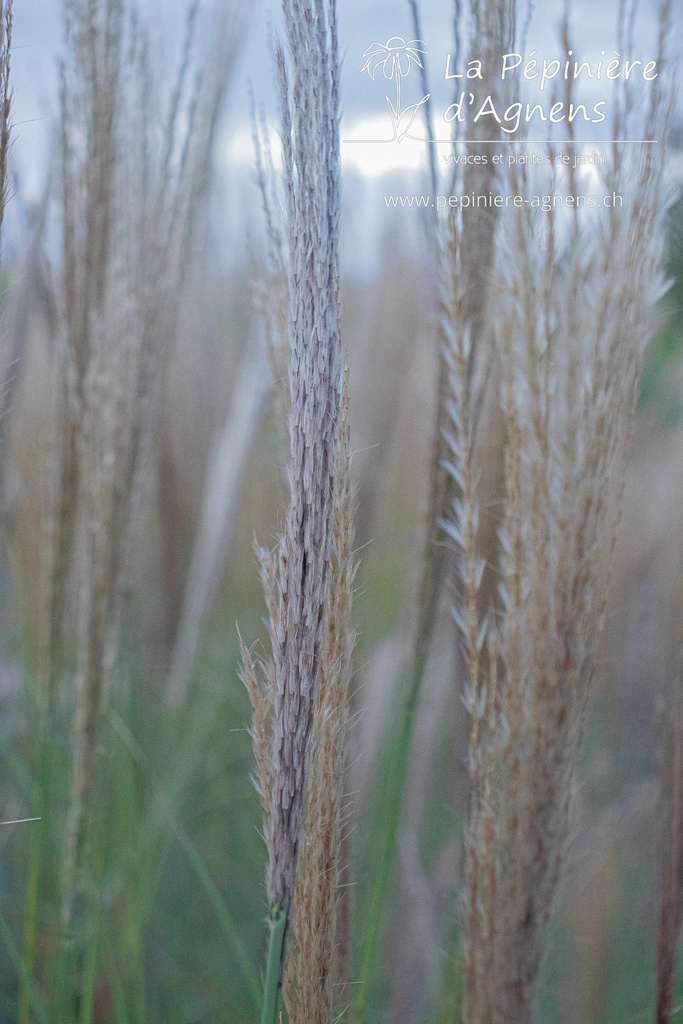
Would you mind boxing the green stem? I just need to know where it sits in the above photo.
[18,726,51,1024]
[0,909,49,1024]
[131,893,148,1024]
[53,924,72,1024]
[106,710,262,1009]
[350,696,412,1022]
[351,596,438,1024]
[18,795,47,1024]
[79,906,100,1024]
[14,564,55,1024]
[261,903,288,1024]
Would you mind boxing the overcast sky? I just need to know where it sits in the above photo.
[9,0,683,276]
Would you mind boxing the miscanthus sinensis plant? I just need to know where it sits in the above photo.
[241,1,355,1023]
[0,0,10,247]
[0,0,13,489]
[350,2,514,1015]
[33,1,236,1012]
[439,4,674,1021]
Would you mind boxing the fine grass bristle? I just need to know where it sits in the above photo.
[446,4,673,1020]
[35,1,239,1008]
[0,0,679,1020]
[241,1,355,1021]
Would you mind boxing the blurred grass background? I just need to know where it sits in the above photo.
[0,3,681,1021]
[0,200,680,1020]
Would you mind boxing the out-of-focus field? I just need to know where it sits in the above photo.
[0,204,681,1021]
[0,4,682,1022]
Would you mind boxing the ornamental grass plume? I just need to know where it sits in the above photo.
[241,1,354,1022]
[53,0,127,936]
[43,0,237,958]
[0,0,11,244]
[0,0,14,512]
[654,658,683,1024]
[352,2,512,1014]
[442,5,674,1021]
[413,0,512,691]
[282,374,355,1023]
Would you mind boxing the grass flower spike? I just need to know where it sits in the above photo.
[242,1,354,1022]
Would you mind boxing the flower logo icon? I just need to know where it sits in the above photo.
[361,37,430,142]
[361,37,428,80]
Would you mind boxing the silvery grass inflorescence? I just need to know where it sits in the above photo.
[0,0,11,246]
[241,1,354,1023]
[441,4,674,1021]
[47,0,236,945]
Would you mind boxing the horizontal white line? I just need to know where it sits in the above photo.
[0,817,41,826]
[448,139,659,144]
[344,139,660,145]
